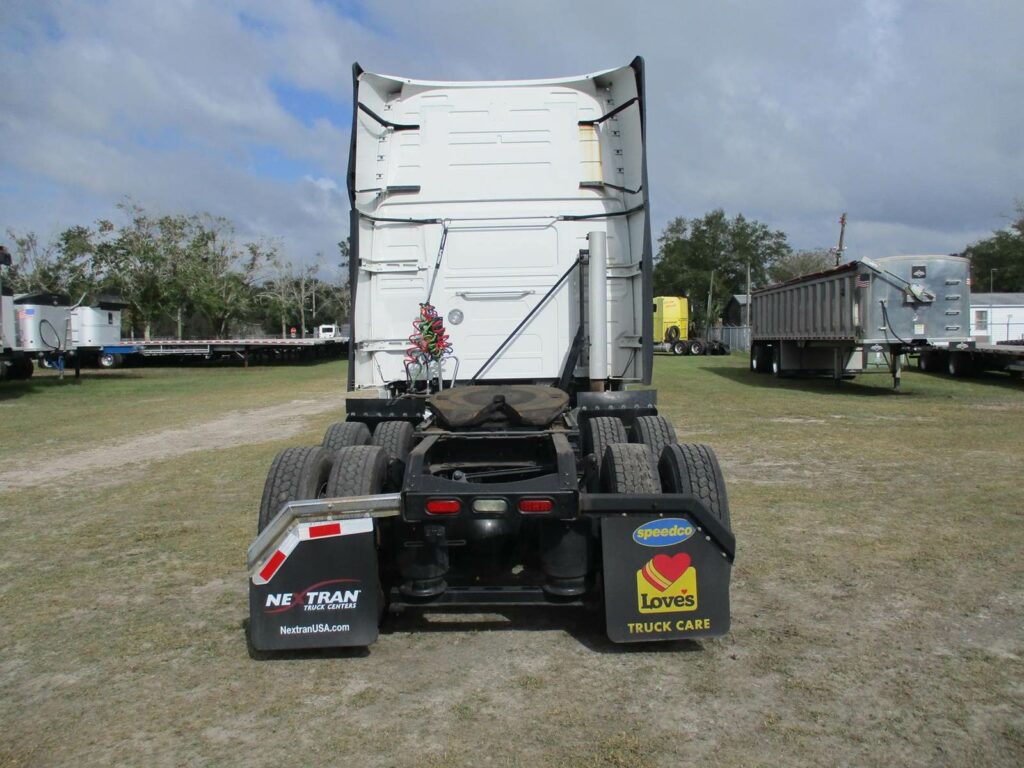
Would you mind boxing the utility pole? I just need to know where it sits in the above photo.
[746,261,751,327]
[833,212,847,266]
[706,269,715,335]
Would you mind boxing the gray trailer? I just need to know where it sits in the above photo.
[749,254,972,389]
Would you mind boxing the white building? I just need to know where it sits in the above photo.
[969,293,1024,344]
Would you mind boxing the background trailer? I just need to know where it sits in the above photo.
[749,254,973,389]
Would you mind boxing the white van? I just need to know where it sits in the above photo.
[316,324,338,339]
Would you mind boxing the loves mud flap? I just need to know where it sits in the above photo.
[601,515,731,643]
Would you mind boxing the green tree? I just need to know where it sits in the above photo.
[768,248,834,284]
[653,210,790,330]
[962,202,1024,292]
[4,227,100,298]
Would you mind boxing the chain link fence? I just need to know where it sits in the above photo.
[708,325,751,352]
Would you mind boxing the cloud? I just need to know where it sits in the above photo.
[1,0,1021,269]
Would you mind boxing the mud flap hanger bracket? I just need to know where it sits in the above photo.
[580,493,735,562]
[247,493,401,575]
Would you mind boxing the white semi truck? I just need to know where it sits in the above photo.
[247,59,735,651]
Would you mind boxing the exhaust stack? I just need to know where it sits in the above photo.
[588,230,608,391]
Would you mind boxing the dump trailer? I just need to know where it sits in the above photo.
[247,58,734,652]
[749,254,973,389]
[0,247,35,381]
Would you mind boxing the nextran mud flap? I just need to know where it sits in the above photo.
[247,495,399,651]
[248,514,384,651]
[593,495,734,643]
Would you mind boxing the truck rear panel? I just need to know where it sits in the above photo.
[347,61,652,390]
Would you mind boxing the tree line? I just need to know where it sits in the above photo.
[5,199,1020,340]
[654,202,1024,331]
[3,203,350,340]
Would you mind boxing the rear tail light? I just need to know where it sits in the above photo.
[518,498,554,514]
[425,499,461,515]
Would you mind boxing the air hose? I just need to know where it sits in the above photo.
[405,303,453,371]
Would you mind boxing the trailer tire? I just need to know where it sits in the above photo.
[323,421,372,452]
[689,340,705,356]
[601,443,661,494]
[371,421,415,462]
[947,352,972,377]
[665,325,681,343]
[630,415,677,460]
[659,443,731,529]
[257,446,334,533]
[326,445,387,497]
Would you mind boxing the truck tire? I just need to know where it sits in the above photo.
[630,415,677,460]
[323,421,372,452]
[771,344,782,377]
[585,415,627,464]
[659,443,731,529]
[371,420,415,462]
[665,325,681,343]
[257,446,334,533]
[672,341,688,356]
[325,445,387,497]
[601,443,660,494]
[689,340,705,356]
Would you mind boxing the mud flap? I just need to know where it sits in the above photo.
[600,513,732,643]
[249,518,381,651]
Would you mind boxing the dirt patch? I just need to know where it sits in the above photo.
[0,396,347,492]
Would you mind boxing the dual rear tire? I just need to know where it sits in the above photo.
[258,420,414,533]
[586,415,730,528]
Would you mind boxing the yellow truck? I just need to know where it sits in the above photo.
[653,296,688,348]
[653,296,727,356]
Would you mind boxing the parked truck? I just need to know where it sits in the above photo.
[653,296,728,356]
[246,58,735,652]
[749,254,973,388]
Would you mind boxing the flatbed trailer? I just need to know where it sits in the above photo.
[246,58,734,653]
[100,336,349,367]
[918,342,1024,379]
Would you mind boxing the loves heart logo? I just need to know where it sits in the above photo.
[636,552,698,614]
[641,553,691,592]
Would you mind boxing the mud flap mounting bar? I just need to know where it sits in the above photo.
[247,493,401,575]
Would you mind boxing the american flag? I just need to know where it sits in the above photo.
[856,273,871,288]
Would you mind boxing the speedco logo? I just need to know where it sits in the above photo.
[632,518,695,547]
[264,578,360,614]
[636,553,697,614]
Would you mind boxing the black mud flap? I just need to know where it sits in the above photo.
[249,518,381,651]
[600,512,732,643]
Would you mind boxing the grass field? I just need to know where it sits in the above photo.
[1,356,1021,767]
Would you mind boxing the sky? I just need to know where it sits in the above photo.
[1,0,1022,275]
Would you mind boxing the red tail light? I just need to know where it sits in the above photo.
[426,499,461,515]
[518,498,554,513]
